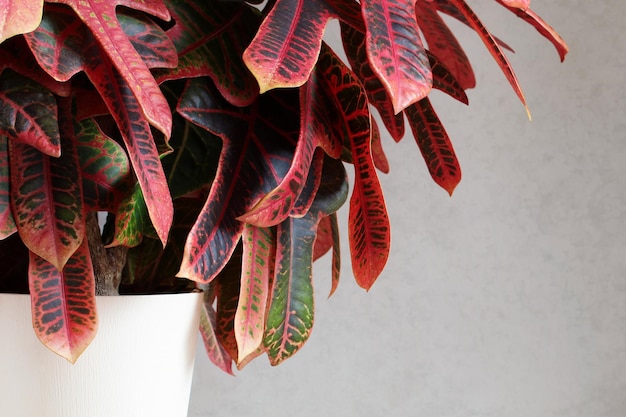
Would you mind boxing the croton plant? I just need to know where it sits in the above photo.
[0,0,566,372]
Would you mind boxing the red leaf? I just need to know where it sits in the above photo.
[405,97,461,195]
[24,5,173,244]
[427,51,469,105]
[415,1,476,90]
[0,135,16,238]
[448,0,530,117]
[499,0,529,10]
[243,0,334,93]
[370,119,390,174]
[497,3,568,62]
[0,70,60,157]
[239,72,336,227]
[340,22,405,142]
[9,99,84,271]
[313,213,341,298]
[49,0,174,136]
[199,289,234,375]
[28,238,98,363]
[176,78,298,283]
[316,46,390,290]
[361,0,432,113]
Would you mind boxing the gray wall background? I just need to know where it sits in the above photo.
[189,1,626,416]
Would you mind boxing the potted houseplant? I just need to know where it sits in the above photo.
[0,0,567,415]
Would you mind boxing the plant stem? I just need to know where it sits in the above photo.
[86,212,128,296]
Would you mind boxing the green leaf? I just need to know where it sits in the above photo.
[75,118,132,212]
[28,238,98,363]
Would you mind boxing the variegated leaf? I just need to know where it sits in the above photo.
[25,5,174,245]
[497,2,568,61]
[340,22,405,142]
[243,0,334,93]
[0,70,60,157]
[361,0,432,114]
[235,224,274,364]
[176,78,298,284]
[264,155,347,364]
[239,71,335,227]
[313,213,341,297]
[317,45,390,290]
[0,135,16,238]
[157,0,259,107]
[48,0,174,136]
[75,119,132,212]
[405,97,461,195]
[9,99,84,271]
[448,0,530,116]
[28,238,97,363]
[416,0,476,90]
[199,295,234,375]
[427,51,469,105]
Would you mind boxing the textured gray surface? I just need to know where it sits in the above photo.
[189,2,626,416]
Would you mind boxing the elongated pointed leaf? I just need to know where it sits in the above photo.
[313,213,341,297]
[263,215,315,365]
[497,3,568,61]
[449,0,530,116]
[157,0,259,107]
[213,247,243,365]
[317,46,390,290]
[361,0,432,114]
[25,5,174,245]
[0,0,43,43]
[288,148,325,218]
[9,99,84,270]
[0,70,60,157]
[239,71,336,227]
[75,119,132,211]
[49,0,173,136]
[199,290,234,375]
[264,156,347,365]
[243,0,334,93]
[0,36,70,97]
[0,135,16,238]
[499,0,529,9]
[405,97,461,195]
[370,119,389,174]
[28,239,97,363]
[428,51,469,105]
[415,1,476,90]
[176,78,298,283]
[235,224,274,364]
[340,22,405,142]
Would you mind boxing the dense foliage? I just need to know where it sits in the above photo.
[0,0,566,371]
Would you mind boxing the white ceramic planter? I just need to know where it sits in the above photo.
[0,292,203,417]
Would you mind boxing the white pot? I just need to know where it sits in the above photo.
[0,292,203,417]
